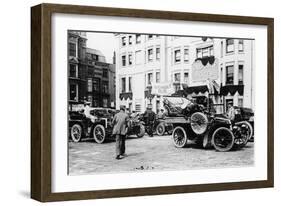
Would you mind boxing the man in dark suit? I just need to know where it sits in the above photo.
[112,105,129,159]
[143,105,156,137]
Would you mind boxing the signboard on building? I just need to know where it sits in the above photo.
[151,82,174,96]
[191,57,219,82]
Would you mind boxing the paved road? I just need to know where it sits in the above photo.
[68,134,254,175]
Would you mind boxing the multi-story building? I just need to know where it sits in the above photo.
[85,48,116,108]
[68,31,88,111]
[68,31,116,110]
[115,34,254,114]
[108,56,116,108]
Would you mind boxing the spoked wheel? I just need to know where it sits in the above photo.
[212,127,234,152]
[93,124,106,144]
[70,124,83,142]
[156,123,165,136]
[234,121,253,148]
[172,126,187,148]
[190,112,208,135]
[136,124,145,138]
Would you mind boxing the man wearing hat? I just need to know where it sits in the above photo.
[83,101,92,118]
[143,104,156,137]
[112,105,129,159]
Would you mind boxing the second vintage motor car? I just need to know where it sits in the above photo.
[163,96,253,152]
[69,107,145,143]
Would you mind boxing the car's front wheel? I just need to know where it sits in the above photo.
[211,127,234,152]
[70,124,83,142]
[172,126,187,148]
[156,122,165,136]
[93,124,106,144]
[136,124,145,138]
[234,121,253,148]
[190,112,208,135]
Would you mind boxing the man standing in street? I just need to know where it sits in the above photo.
[112,105,129,160]
[143,105,156,137]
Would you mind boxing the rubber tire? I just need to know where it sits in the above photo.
[236,121,253,147]
[203,134,212,149]
[156,123,166,136]
[136,124,145,138]
[212,127,235,152]
[172,126,187,148]
[190,112,208,135]
[70,124,83,143]
[93,124,106,144]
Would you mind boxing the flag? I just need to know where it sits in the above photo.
[212,80,220,93]
[206,79,214,94]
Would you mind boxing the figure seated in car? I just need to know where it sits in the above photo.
[157,109,166,119]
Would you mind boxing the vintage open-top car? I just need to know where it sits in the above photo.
[69,107,145,143]
[163,96,237,152]
[137,112,174,136]
[69,107,116,143]
[214,106,254,148]
[127,114,146,138]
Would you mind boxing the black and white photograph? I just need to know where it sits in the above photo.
[67,31,255,175]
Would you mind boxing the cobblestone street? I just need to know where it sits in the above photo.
[68,134,254,175]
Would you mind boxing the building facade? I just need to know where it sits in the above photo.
[85,48,116,108]
[115,34,254,114]
[68,31,88,111]
[68,32,116,111]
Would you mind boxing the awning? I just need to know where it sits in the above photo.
[184,85,209,94]
[220,85,244,96]
[119,92,133,100]
[183,84,242,96]
[195,56,215,66]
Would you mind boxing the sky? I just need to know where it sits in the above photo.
[86,32,116,64]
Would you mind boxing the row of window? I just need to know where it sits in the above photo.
[120,72,189,93]
[121,34,160,47]
[120,39,245,67]
[87,78,109,93]
[146,72,189,86]
[119,64,243,93]
[69,64,109,79]
[147,72,189,86]
[222,39,244,56]
[196,46,214,59]
[121,77,132,93]
[121,47,190,67]
[146,72,161,85]
[121,47,161,67]
[225,64,244,85]
[174,48,189,63]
